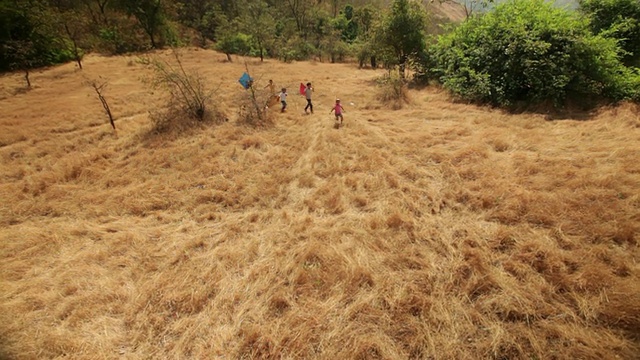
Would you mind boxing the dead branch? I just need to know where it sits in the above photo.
[88,78,115,131]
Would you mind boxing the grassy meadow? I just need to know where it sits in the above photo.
[0,48,639,359]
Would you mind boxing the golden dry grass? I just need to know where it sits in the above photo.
[1,48,639,359]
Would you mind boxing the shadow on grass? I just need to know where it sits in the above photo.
[409,81,614,121]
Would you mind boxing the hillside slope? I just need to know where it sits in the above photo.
[1,49,639,359]
[425,0,467,23]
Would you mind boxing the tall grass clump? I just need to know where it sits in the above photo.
[377,71,410,109]
[148,51,224,132]
[422,0,640,107]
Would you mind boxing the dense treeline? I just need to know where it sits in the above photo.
[0,0,400,71]
[1,0,638,106]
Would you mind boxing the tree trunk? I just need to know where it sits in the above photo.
[98,0,109,25]
[370,56,377,68]
[149,32,157,49]
[65,24,82,70]
[399,53,408,79]
[226,53,232,62]
[75,51,83,69]
[258,39,264,62]
[24,69,31,88]
[84,2,99,26]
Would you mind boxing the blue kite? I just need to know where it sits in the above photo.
[238,72,253,89]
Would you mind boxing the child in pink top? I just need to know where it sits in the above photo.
[330,99,345,125]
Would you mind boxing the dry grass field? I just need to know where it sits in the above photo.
[1,48,639,359]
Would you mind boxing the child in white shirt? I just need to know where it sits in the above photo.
[279,88,288,112]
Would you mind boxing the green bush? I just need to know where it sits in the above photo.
[162,21,183,48]
[277,38,316,63]
[215,32,257,60]
[424,0,639,107]
[580,0,640,67]
[0,3,76,71]
[98,24,148,54]
[49,44,78,64]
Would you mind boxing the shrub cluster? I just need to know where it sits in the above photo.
[236,86,274,128]
[148,52,225,133]
[420,0,640,107]
[580,0,640,67]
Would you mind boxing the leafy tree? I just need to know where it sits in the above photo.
[0,0,27,71]
[215,0,239,19]
[239,0,276,61]
[0,0,75,72]
[0,0,390,70]
[341,4,358,43]
[352,3,376,35]
[80,0,111,26]
[580,0,640,66]
[425,0,639,106]
[59,12,86,68]
[215,17,255,62]
[176,0,219,47]
[307,9,331,59]
[328,0,346,17]
[4,39,36,87]
[323,15,350,62]
[118,0,166,48]
[283,0,313,37]
[371,0,427,78]
[50,0,87,69]
[351,4,378,67]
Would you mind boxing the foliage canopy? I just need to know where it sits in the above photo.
[579,0,640,66]
[423,0,640,106]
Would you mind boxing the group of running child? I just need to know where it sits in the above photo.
[264,80,346,125]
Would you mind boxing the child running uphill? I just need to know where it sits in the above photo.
[279,88,288,112]
[264,79,276,94]
[264,80,279,111]
[330,99,345,127]
[304,82,313,114]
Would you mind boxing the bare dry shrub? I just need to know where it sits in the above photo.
[377,72,410,110]
[237,86,275,128]
[148,51,225,133]
[85,77,115,131]
[237,101,274,128]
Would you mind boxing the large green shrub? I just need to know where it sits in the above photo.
[580,0,640,67]
[424,0,639,107]
[276,37,316,63]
